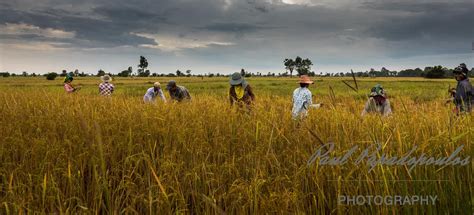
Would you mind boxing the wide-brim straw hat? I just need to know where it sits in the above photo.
[154,82,161,87]
[298,75,314,84]
[101,75,112,82]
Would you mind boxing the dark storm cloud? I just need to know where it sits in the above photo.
[0,5,159,48]
[361,1,474,43]
[0,0,473,59]
[203,23,263,33]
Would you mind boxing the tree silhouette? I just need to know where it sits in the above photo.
[284,59,296,77]
[137,56,149,77]
[97,69,105,77]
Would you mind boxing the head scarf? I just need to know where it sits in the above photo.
[64,73,74,83]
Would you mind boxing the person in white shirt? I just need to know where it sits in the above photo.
[143,82,166,103]
[292,75,323,119]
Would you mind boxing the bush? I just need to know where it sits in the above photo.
[46,72,58,80]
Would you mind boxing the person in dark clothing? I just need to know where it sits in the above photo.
[450,63,472,113]
[166,80,191,102]
[229,72,255,109]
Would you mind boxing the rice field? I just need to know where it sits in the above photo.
[0,76,472,214]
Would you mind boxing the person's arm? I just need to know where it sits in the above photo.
[465,81,473,103]
[361,99,371,116]
[229,87,235,106]
[382,99,392,117]
[64,84,75,93]
[247,85,255,101]
[307,90,313,106]
[184,88,191,100]
[455,83,467,106]
[159,89,166,102]
[144,89,153,102]
[168,90,175,101]
[143,94,150,102]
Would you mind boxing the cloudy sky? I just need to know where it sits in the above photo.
[0,0,473,75]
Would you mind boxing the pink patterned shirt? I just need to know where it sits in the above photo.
[64,83,75,93]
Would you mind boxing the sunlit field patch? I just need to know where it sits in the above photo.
[0,77,472,214]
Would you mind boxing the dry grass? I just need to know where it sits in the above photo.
[0,77,472,214]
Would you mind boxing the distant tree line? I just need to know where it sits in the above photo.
[326,66,473,79]
[1,55,472,79]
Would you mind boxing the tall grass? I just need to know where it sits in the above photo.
[0,77,472,214]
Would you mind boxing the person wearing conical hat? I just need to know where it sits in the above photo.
[291,75,322,119]
[229,72,255,109]
[361,84,392,117]
[63,72,81,93]
[144,82,167,103]
[98,74,114,96]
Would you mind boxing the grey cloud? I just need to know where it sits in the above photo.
[361,1,471,13]
[0,7,158,48]
[1,0,473,72]
[362,1,474,44]
[201,23,268,33]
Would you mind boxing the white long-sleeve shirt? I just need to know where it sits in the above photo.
[361,97,392,117]
[292,87,320,119]
[143,87,166,103]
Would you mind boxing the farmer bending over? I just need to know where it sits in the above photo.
[64,73,81,93]
[229,72,255,109]
[361,84,392,117]
[166,80,191,102]
[144,82,166,103]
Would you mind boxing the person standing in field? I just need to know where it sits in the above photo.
[291,75,322,119]
[144,82,167,103]
[98,74,114,96]
[361,84,392,117]
[166,80,191,102]
[450,63,472,113]
[229,72,255,109]
[63,73,81,93]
